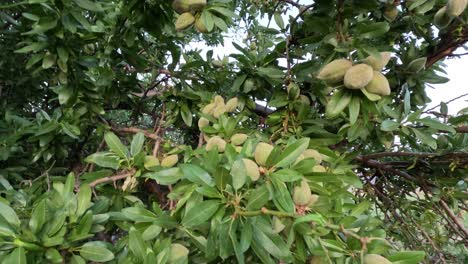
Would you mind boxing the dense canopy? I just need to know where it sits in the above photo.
[0,0,467,263]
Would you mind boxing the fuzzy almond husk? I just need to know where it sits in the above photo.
[198,117,210,129]
[230,133,248,146]
[161,155,179,167]
[344,64,374,89]
[363,254,392,264]
[365,71,391,96]
[242,158,260,181]
[364,52,392,70]
[168,243,189,263]
[254,142,274,166]
[317,59,353,83]
[175,12,195,31]
[293,179,312,206]
[302,149,322,164]
[447,0,467,17]
[225,97,238,112]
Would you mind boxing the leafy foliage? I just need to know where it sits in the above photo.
[0,0,467,263]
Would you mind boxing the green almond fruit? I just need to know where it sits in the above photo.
[213,104,226,118]
[383,6,398,21]
[310,256,325,264]
[434,6,453,29]
[144,156,160,170]
[365,71,391,96]
[363,254,392,264]
[231,133,248,146]
[188,0,207,11]
[447,0,467,17]
[175,12,195,31]
[254,142,274,166]
[195,17,209,33]
[172,0,190,14]
[317,59,353,83]
[312,165,326,172]
[202,102,216,115]
[225,97,238,112]
[364,52,392,70]
[242,158,260,181]
[161,154,179,167]
[198,117,210,129]
[169,243,189,264]
[302,149,322,164]
[206,136,226,152]
[293,179,312,206]
[344,64,374,89]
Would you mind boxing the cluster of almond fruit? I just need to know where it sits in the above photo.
[172,0,210,33]
[317,52,392,98]
[434,0,467,28]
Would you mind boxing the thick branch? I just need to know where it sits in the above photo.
[359,151,468,160]
[356,157,418,182]
[439,200,468,238]
[425,26,468,68]
[111,127,158,140]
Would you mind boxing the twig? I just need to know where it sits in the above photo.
[424,92,468,113]
[356,157,419,182]
[359,151,468,160]
[89,169,135,188]
[152,104,166,157]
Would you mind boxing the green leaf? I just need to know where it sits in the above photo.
[381,120,400,131]
[326,91,352,117]
[246,185,270,210]
[349,96,360,125]
[231,159,247,190]
[104,132,129,159]
[274,12,284,29]
[0,201,20,228]
[256,67,284,79]
[131,132,145,156]
[72,0,104,11]
[70,255,86,264]
[4,247,26,264]
[360,88,381,101]
[180,104,193,127]
[182,200,220,227]
[201,10,214,32]
[122,207,159,222]
[417,118,456,133]
[388,251,425,264]
[129,227,147,260]
[29,199,47,234]
[274,138,310,168]
[76,184,92,217]
[180,164,214,186]
[85,152,120,170]
[144,168,183,185]
[79,242,114,262]
[253,226,291,260]
[411,128,437,149]
[407,57,426,73]
[270,169,303,182]
[15,42,48,53]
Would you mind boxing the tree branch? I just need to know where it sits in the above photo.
[89,169,135,188]
[439,200,468,238]
[356,157,419,182]
[111,127,159,140]
[359,151,468,160]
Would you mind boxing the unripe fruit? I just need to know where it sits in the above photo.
[202,103,216,115]
[230,133,248,146]
[365,71,391,96]
[293,179,312,206]
[434,6,453,29]
[214,95,224,106]
[312,165,326,172]
[317,59,353,83]
[363,254,392,264]
[308,194,319,207]
[172,0,190,14]
[213,104,226,118]
[243,78,255,92]
[225,97,238,112]
[198,117,209,129]
[235,146,242,153]
[175,12,195,31]
[364,52,392,70]
[161,154,179,167]
[206,136,226,152]
[344,64,374,89]
[242,158,260,181]
[169,243,189,264]
[195,18,209,33]
[144,156,160,170]
[299,95,310,105]
[310,256,325,264]
[188,0,207,11]
[447,0,467,17]
[302,149,322,164]
[272,216,285,233]
[384,6,398,21]
[287,82,300,100]
[254,142,274,166]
